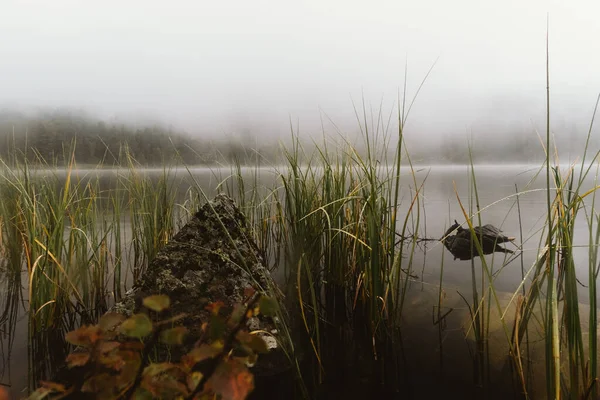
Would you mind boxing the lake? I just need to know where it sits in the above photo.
[1,163,598,398]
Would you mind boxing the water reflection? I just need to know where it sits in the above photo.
[0,270,22,392]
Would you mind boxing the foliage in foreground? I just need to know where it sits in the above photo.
[28,292,277,400]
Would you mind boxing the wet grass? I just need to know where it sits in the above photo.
[0,143,199,331]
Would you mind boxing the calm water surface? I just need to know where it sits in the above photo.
[1,164,598,397]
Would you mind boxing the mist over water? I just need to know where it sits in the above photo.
[0,0,599,154]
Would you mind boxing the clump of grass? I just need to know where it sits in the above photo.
[0,141,191,332]
[261,88,432,390]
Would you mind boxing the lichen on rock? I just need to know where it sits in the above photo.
[112,193,281,364]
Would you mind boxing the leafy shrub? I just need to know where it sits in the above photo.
[29,291,277,400]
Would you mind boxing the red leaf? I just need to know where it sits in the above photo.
[206,359,254,400]
[65,325,101,347]
[205,301,225,316]
[243,287,256,299]
[66,352,91,368]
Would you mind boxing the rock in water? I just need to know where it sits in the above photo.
[441,220,515,261]
[112,194,290,396]
[117,193,272,315]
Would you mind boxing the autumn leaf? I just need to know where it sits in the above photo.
[187,371,204,392]
[228,304,246,327]
[98,312,126,332]
[81,373,115,395]
[209,315,227,341]
[119,341,145,352]
[132,387,153,400]
[236,331,269,354]
[66,352,91,368]
[97,341,121,354]
[39,381,66,392]
[205,301,225,316]
[65,325,101,347]
[182,344,220,369]
[119,313,153,338]
[206,359,254,400]
[98,352,126,371]
[143,362,179,377]
[258,296,278,317]
[143,295,171,312]
[243,287,256,299]
[160,326,188,345]
[119,351,142,384]
[26,387,51,400]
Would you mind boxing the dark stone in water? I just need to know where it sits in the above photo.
[441,220,515,261]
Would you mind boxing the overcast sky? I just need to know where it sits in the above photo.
[1,0,599,140]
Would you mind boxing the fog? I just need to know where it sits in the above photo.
[1,0,599,145]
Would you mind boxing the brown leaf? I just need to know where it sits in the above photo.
[39,381,66,392]
[118,351,142,384]
[66,352,91,368]
[143,362,179,378]
[187,371,204,392]
[236,331,269,354]
[182,344,221,369]
[65,325,101,347]
[98,352,125,371]
[98,312,126,332]
[119,313,153,338]
[143,295,171,312]
[243,287,256,299]
[159,326,188,345]
[206,359,254,400]
[205,301,225,316]
[97,341,121,354]
[26,387,51,400]
[81,373,115,395]
[156,313,188,326]
[119,341,145,351]
[132,387,153,400]
[228,304,246,327]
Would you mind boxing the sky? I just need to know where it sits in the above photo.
[1,0,599,141]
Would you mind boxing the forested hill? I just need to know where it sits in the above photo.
[0,110,276,166]
[1,110,591,167]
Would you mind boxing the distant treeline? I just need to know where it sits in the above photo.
[0,109,592,167]
[0,110,282,166]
